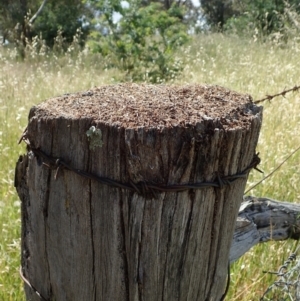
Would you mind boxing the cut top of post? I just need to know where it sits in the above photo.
[31,83,259,130]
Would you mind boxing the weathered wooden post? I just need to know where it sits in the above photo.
[15,83,262,301]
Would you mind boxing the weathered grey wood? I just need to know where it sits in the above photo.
[230,196,300,263]
[15,84,262,301]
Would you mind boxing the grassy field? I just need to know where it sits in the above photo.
[1,33,300,300]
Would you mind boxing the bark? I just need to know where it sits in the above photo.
[230,196,300,263]
[15,84,262,301]
[20,0,28,44]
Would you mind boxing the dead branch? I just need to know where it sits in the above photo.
[231,196,300,263]
[29,0,48,25]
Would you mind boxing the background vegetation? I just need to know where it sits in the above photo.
[1,0,300,300]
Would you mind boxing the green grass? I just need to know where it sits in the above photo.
[1,33,300,300]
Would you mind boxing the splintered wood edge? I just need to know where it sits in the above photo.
[29,83,261,129]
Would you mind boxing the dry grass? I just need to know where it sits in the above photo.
[1,33,300,300]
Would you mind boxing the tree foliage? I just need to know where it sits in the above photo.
[32,0,89,48]
[0,0,37,43]
[230,0,299,34]
[141,0,201,26]
[3,0,300,83]
[88,0,189,83]
[201,0,300,36]
[0,0,89,49]
[200,0,238,29]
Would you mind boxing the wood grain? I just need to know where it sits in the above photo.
[15,84,262,301]
[231,196,300,263]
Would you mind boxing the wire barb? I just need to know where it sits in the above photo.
[254,84,300,104]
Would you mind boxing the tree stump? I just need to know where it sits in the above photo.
[15,83,262,301]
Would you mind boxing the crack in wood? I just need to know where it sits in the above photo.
[88,179,96,301]
[120,193,130,301]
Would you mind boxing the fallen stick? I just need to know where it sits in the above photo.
[231,196,300,263]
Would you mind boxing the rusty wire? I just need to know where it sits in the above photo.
[20,136,261,197]
[254,84,300,104]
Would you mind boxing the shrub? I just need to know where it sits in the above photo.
[88,0,189,83]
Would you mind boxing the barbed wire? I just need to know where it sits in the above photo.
[251,85,300,300]
[244,84,300,194]
[20,135,261,198]
[261,243,300,301]
[254,84,300,104]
